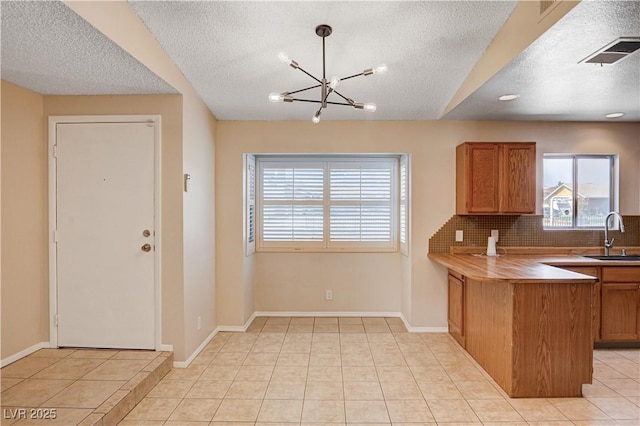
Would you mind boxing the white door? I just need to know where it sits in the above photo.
[56,122,155,349]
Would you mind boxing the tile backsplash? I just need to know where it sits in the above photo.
[428,215,640,253]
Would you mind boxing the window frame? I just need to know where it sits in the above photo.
[255,155,400,253]
[244,154,256,256]
[399,154,409,255]
[543,153,617,230]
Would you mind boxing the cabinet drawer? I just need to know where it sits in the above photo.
[602,267,640,282]
[561,266,600,278]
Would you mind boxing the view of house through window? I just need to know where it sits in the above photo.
[254,155,400,251]
[543,154,615,228]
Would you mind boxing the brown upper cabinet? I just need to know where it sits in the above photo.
[456,142,536,215]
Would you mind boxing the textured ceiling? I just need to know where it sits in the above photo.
[444,0,640,122]
[0,0,177,95]
[129,1,517,121]
[2,1,637,122]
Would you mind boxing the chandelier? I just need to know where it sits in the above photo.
[269,24,387,124]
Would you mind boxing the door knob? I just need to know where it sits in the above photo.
[141,243,152,252]
[142,229,151,237]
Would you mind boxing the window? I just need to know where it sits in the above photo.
[256,156,399,251]
[543,154,616,228]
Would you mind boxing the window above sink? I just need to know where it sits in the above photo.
[543,154,617,229]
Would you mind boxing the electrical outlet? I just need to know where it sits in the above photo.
[325,290,333,301]
[455,230,463,242]
[197,315,202,330]
[491,229,499,243]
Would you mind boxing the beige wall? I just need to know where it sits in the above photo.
[182,98,217,357]
[1,81,47,360]
[216,120,640,328]
[255,253,402,313]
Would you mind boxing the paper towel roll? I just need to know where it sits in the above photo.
[486,236,497,257]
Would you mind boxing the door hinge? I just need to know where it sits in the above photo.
[52,145,58,158]
[53,230,58,243]
[54,314,59,327]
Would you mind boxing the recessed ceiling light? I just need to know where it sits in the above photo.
[498,94,520,101]
[605,112,625,119]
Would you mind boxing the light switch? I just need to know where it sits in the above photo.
[455,230,463,242]
[491,229,499,243]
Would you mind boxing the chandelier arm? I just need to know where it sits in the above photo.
[325,101,356,106]
[339,72,366,82]
[322,88,332,105]
[329,89,355,105]
[287,84,322,95]
[289,98,353,107]
[294,65,323,84]
[290,98,323,104]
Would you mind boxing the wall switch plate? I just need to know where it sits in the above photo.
[491,229,499,242]
[197,315,202,330]
[325,290,333,301]
[455,230,463,242]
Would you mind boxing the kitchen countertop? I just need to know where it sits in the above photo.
[427,253,619,283]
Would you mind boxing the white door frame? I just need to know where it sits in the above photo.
[48,115,162,350]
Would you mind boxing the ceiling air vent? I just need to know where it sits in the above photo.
[580,37,640,65]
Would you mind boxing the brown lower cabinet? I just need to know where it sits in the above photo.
[446,269,593,397]
[559,265,640,344]
[601,267,640,342]
[447,270,465,346]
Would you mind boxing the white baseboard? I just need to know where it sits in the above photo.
[254,311,400,318]
[399,312,448,333]
[173,329,218,369]
[173,312,258,368]
[217,311,257,333]
[1,341,50,368]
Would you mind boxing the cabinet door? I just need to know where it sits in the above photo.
[601,283,640,341]
[500,143,536,213]
[465,144,500,213]
[448,273,465,346]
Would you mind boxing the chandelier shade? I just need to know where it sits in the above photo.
[269,24,387,124]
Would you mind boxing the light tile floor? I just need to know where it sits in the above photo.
[119,316,639,425]
[0,348,172,425]
[2,316,639,425]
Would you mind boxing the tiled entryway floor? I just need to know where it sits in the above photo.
[2,316,639,425]
[1,348,172,425]
[121,316,639,425]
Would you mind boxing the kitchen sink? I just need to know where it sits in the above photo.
[582,255,640,261]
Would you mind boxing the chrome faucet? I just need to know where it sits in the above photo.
[604,211,625,256]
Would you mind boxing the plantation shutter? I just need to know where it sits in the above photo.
[257,156,397,251]
[260,161,324,246]
[399,154,408,254]
[245,154,256,255]
[329,160,394,248]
